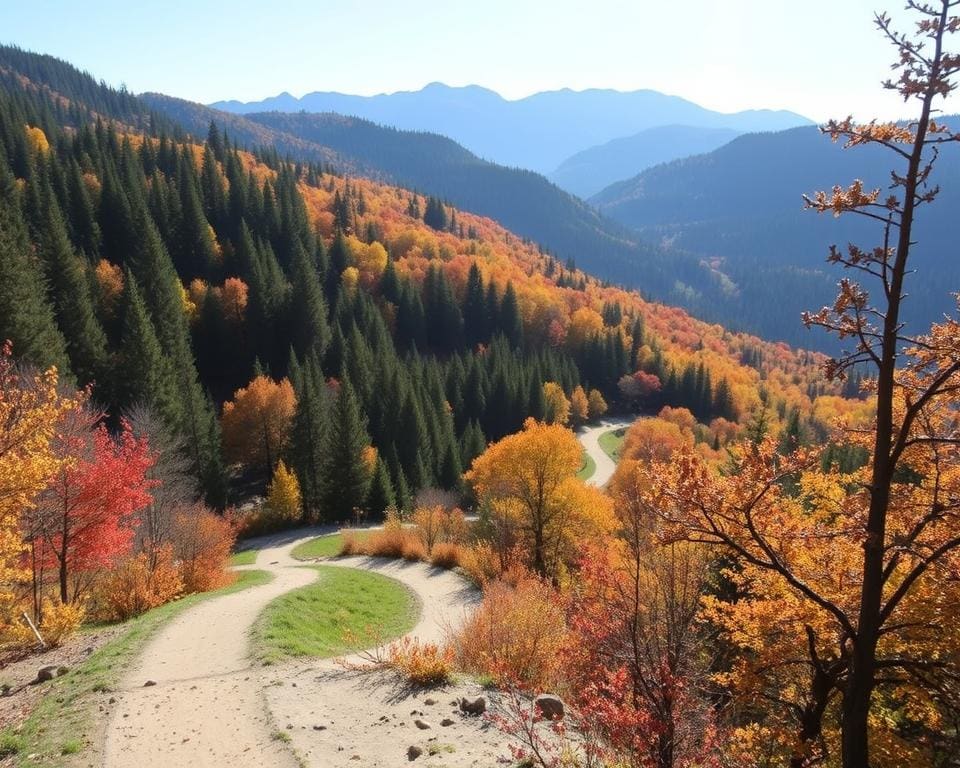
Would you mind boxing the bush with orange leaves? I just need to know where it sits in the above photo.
[173,508,236,593]
[339,510,429,561]
[453,573,567,690]
[387,636,454,686]
[430,542,464,569]
[93,547,184,621]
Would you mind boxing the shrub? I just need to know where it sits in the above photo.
[359,510,429,562]
[454,575,567,690]
[387,636,454,686]
[174,510,235,593]
[94,547,183,621]
[37,599,85,647]
[458,542,530,586]
[3,599,86,649]
[339,530,364,556]
[401,537,428,561]
[430,542,463,569]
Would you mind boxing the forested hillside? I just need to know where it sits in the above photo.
[592,123,960,346]
[0,45,849,516]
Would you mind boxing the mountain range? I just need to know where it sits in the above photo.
[591,123,960,346]
[211,83,812,178]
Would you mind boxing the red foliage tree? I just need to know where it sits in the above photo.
[34,410,155,604]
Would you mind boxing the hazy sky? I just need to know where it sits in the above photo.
[4,0,953,121]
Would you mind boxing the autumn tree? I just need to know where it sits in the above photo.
[569,385,589,426]
[542,382,571,426]
[566,466,715,768]
[650,6,960,765]
[587,388,608,420]
[221,375,296,476]
[32,409,154,604]
[0,344,74,629]
[266,459,301,522]
[466,418,614,576]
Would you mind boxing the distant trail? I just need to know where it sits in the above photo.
[577,417,635,487]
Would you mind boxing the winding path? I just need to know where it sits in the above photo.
[577,416,635,487]
[102,531,481,768]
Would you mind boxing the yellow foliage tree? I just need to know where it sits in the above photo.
[466,418,614,576]
[542,382,570,426]
[569,385,589,426]
[266,460,301,523]
[0,346,74,635]
[587,388,607,420]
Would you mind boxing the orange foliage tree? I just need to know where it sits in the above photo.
[221,375,296,475]
[466,418,614,577]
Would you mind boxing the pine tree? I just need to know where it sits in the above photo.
[499,282,523,347]
[463,262,487,347]
[38,191,108,388]
[365,457,396,517]
[119,272,179,424]
[289,242,331,357]
[318,380,371,522]
[0,166,71,375]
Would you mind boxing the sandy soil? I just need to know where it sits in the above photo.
[102,531,319,768]
[578,417,635,487]
[266,556,510,767]
[102,534,508,768]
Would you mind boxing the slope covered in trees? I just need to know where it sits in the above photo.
[592,121,960,348]
[0,44,849,522]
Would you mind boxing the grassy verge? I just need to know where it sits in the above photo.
[599,427,626,463]
[253,565,417,664]
[4,569,272,767]
[290,531,372,560]
[229,549,258,566]
[577,451,596,481]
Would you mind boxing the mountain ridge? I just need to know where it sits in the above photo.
[210,82,812,173]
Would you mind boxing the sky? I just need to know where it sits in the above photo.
[3,0,952,122]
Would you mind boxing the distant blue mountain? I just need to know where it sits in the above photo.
[211,83,812,173]
[548,124,742,198]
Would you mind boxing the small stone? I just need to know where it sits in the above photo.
[424,698,436,706]
[407,745,423,761]
[108,697,117,704]
[440,718,454,727]
[535,694,565,721]
[459,696,486,715]
[143,680,157,687]
[350,756,361,761]
[36,665,59,683]
[313,725,327,731]
[414,719,431,730]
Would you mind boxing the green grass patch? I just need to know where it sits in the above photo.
[254,565,417,664]
[576,451,596,481]
[599,427,627,463]
[229,549,258,566]
[291,531,372,560]
[3,569,272,768]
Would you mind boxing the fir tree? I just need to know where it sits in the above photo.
[319,380,371,522]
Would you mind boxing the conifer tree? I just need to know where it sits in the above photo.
[365,457,396,517]
[318,380,371,522]
[0,166,71,374]
[38,191,108,387]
